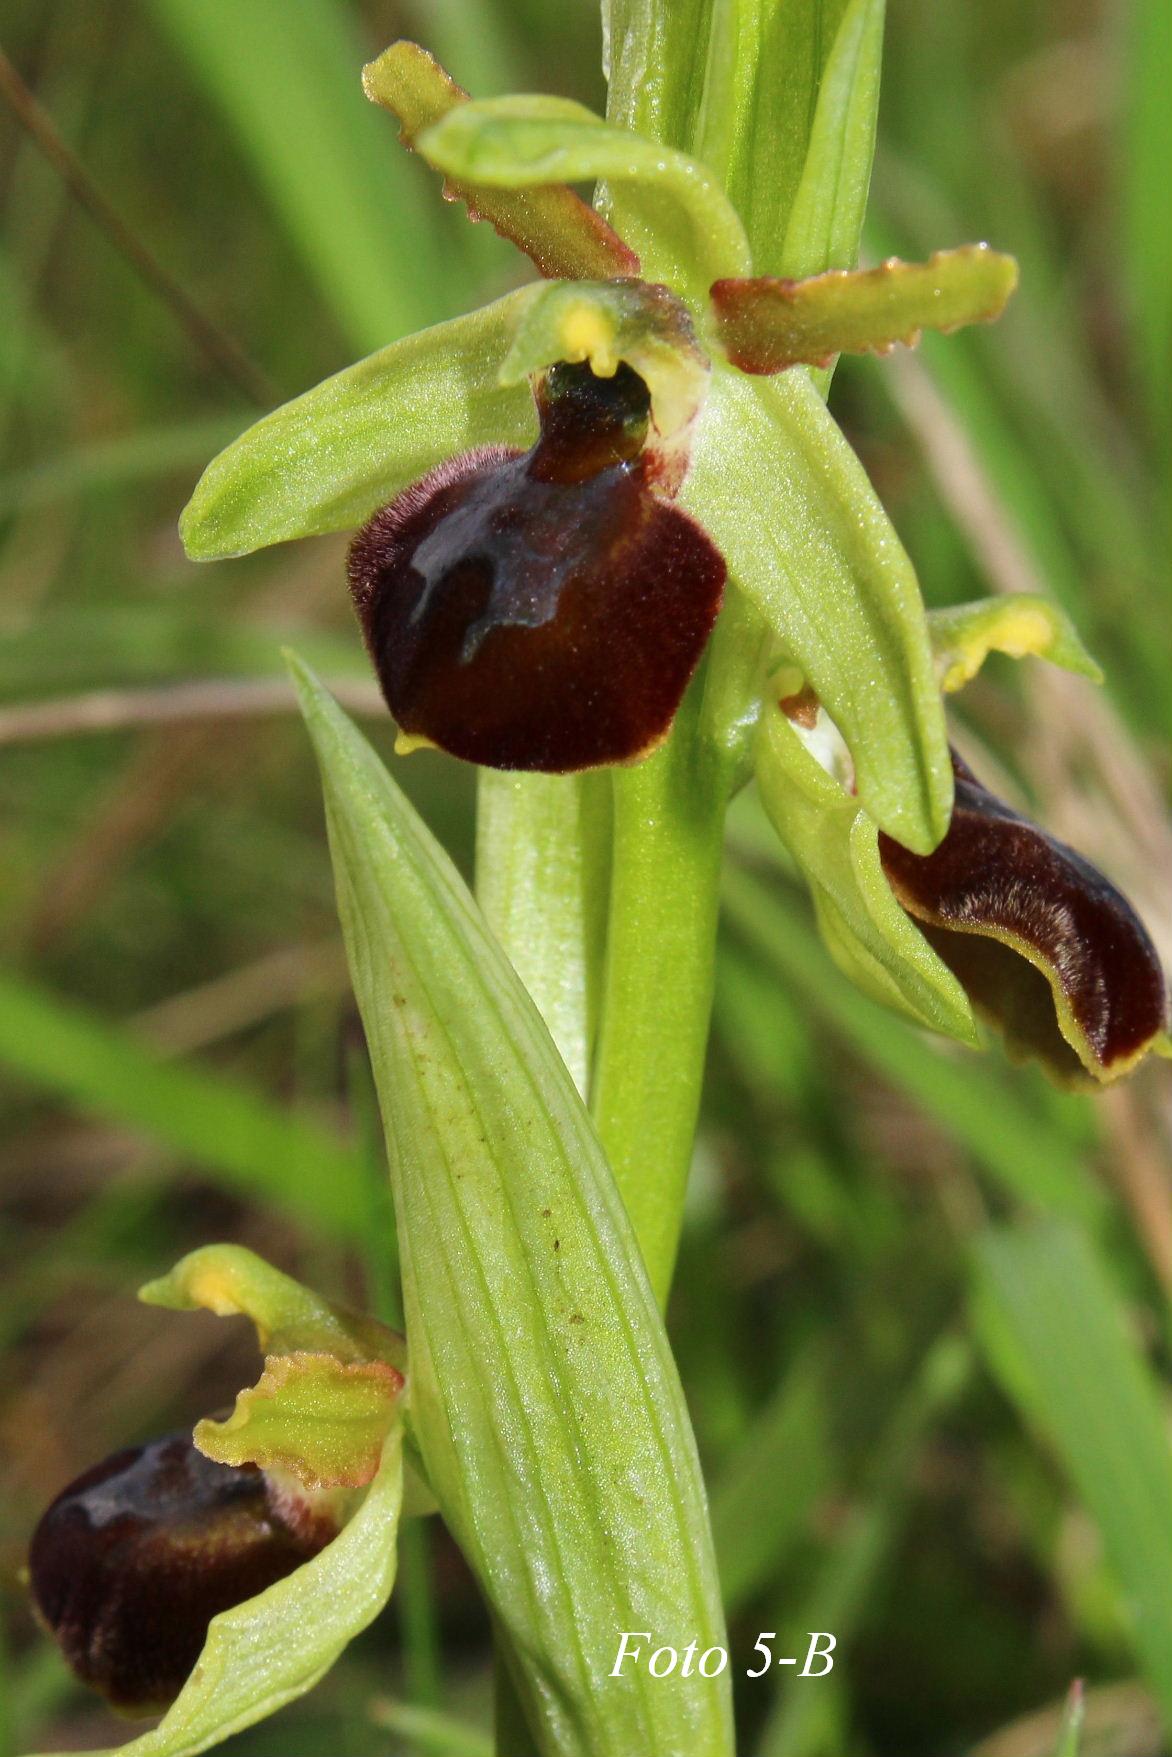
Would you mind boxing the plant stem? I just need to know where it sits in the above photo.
[590,687,730,1304]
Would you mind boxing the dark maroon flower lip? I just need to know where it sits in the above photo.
[347,359,726,774]
[879,751,1169,1085]
[28,1431,339,1713]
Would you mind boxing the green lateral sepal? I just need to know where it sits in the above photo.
[178,291,538,561]
[755,699,977,1042]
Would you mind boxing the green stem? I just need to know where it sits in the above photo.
[590,687,730,1305]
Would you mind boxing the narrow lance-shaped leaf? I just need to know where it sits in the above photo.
[475,769,610,1099]
[179,289,537,561]
[601,0,716,155]
[20,1432,404,1757]
[363,43,639,281]
[290,657,732,1757]
[599,0,720,270]
[0,970,366,1237]
[779,0,885,280]
[973,1221,1172,1730]
[416,96,752,294]
[682,364,951,851]
[712,246,1019,375]
[144,0,445,354]
[755,701,976,1041]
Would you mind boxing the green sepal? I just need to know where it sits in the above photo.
[362,42,639,281]
[755,703,977,1041]
[711,246,1019,375]
[682,363,951,852]
[19,1432,403,1757]
[290,656,732,1757]
[499,277,709,444]
[196,1351,403,1491]
[779,0,886,280]
[927,594,1103,693]
[140,1242,403,1369]
[178,290,537,561]
[415,96,751,293]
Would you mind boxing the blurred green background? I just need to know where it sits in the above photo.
[1,1,1170,1753]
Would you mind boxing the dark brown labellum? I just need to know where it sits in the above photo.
[348,360,726,772]
[28,1431,338,1713]
[879,751,1169,1085]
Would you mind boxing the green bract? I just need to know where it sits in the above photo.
[292,658,732,1756]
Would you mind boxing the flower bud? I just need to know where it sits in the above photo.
[347,359,725,772]
[28,1430,341,1712]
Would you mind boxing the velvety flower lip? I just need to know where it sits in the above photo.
[348,358,726,773]
[28,1431,340,1713]
[879,751,1170,1086]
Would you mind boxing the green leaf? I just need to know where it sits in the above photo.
[144,0,444,354]
[0,970,366,1237]
[927,594,1102,693]
[780,0,885,279]
[682,364,951,851]
[1121,0,1172,447]
[179,290,536,561]
[196,1352,402,1489]
[290,657,732,1757]
[712,1339,833,1615]
[711,246,1019,375]
[754,704,976,1041]
[20,1431,404,1757]
[362,42,639,281]
[602,0,716,154]
[140,1242,402,1365]
[416,96,751,292]
[693,0,875,281]
[973,1221,1172,1730]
